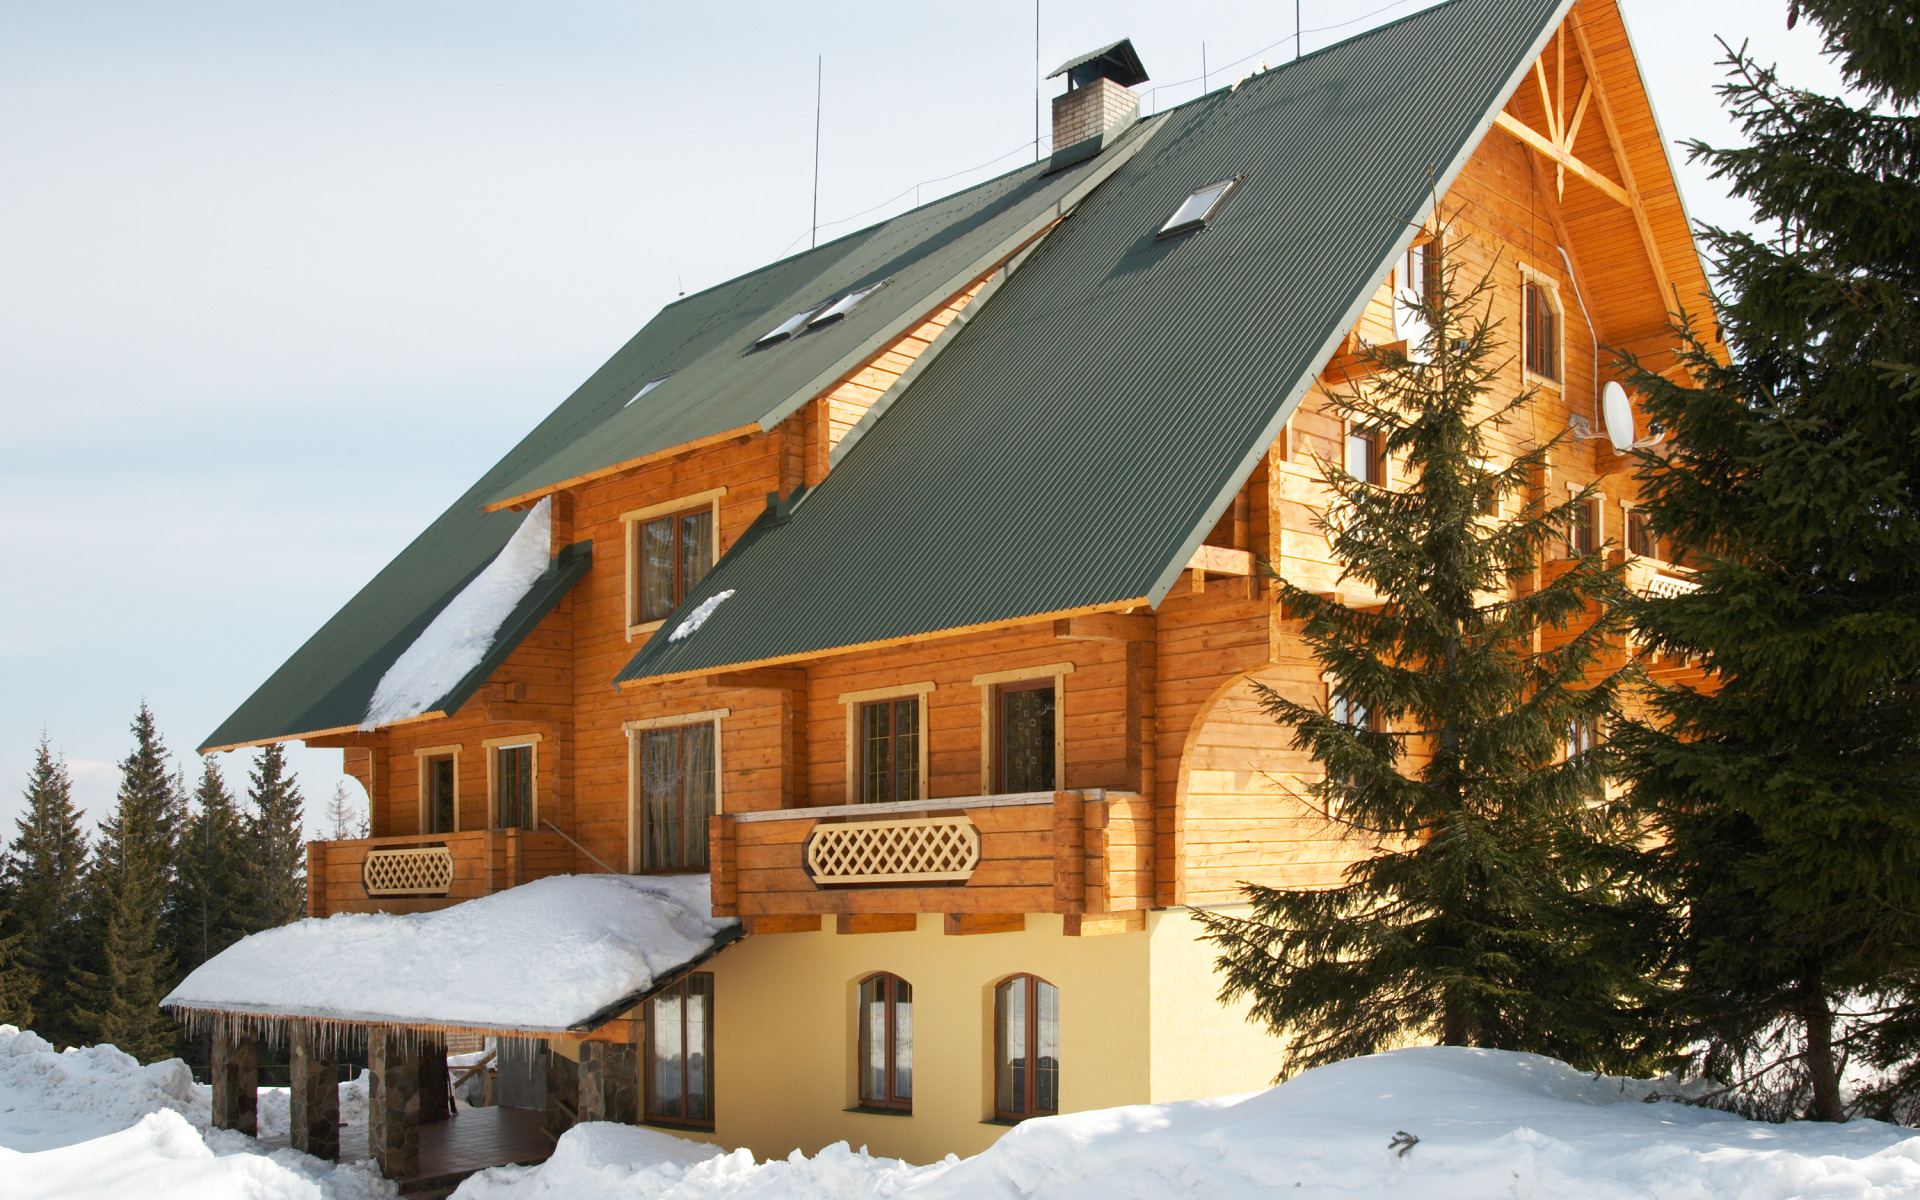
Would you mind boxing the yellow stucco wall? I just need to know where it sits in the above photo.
[626,907,1285,1164]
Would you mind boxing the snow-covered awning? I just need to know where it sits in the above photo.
[162,874,740,1036]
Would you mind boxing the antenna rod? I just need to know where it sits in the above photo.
[1202,41,1207,93]
[1034,0,1040,162]
[1297,0,1303,59]
[811,56,822,249]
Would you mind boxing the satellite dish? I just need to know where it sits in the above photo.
[1601,381,1635,453]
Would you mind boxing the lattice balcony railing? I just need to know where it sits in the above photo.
[362,846,456,896]
[805,816,981,885]
[1642,572,1699,601]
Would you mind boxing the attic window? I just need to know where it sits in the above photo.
[626,375,672,406]
[756,307,824,346]
[805,279,890,330]
[1158,178,1240,238]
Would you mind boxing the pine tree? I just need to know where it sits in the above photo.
[0,736,91,1045]
[1616,2,1920,1122]
[244,744,307,931]
[72,705,180,1060]
[172,758,249,975]
[1198,253,1663,1075]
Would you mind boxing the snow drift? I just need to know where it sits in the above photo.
[362,496,552,730]
[0,1027,206,1153]
[163,873,736,1032]
[452,1047,1920,1200]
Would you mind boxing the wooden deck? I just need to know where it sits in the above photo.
[259,1105,553,1196]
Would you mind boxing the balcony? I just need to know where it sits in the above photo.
[308,829,574,917]
[708,790,1153,930]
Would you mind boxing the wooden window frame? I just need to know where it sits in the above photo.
[413,744,462,834]
[1393,231,1445,344]
[973,663,1073,796]
[1565,482,1601,557]
[992,973,1060,1122]
[856,972,913,1112]
[482,734,541,831]
[622,487,727,640]
[838,683,933,806]
[1520,264,1564,387]
[642,972,715,1129]
[624,710,728,873]
[1621,502,1658,560]
[1342,420,1386,488]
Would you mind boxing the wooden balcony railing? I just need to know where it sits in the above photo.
[709,790,1152,925]
[307,829,573,917]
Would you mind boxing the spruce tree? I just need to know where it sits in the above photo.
[172,758,249,974]
[244,744,307,931]
[324,781,368,841]
[1,736,90,1044]
[1616,2,1920,1122]
[0,929,34,1028]
[1198,255,1662,1075]
[72,705,180,1060]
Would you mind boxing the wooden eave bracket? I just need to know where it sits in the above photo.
[1320,334,1410,384]
[1053,612,1154,643]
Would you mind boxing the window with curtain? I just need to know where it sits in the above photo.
[425,755,455,834]
[494,744,534,830]
[1330,689,1373,731]
[997,681,1056,793]
[639,723,715,871]
[857,973,913,1111]
[636,506,715,624]
[1343,428,1382,486]
[1525,280,1560,380]
[1625,509,1658,559]
[994,974,1059,1121]
[860,698,919,804]
[644,973,714,1126]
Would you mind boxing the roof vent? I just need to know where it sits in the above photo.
[1047,38,1148,171]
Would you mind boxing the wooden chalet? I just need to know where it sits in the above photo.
[179,0,1712,1184]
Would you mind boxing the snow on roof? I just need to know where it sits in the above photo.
[361,496,553,730]
[162,874,737,1034]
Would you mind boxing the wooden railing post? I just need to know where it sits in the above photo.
[307,842,328,918]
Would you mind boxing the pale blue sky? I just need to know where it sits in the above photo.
[0,0,1837,836]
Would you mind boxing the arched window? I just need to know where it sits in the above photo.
[858,973,912,1111]
[994,974,1059,1121]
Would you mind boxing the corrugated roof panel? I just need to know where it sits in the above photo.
[616,0,1571,685]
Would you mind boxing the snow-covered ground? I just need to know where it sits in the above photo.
[10,1024,1920,1199]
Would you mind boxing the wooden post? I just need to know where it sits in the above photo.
[210,1028,257,1135]
[307,842,328,918]
[543,1047,578,1138]
[577,1042,639,1124]
[368,1030,421,1179]
[288,1022,339,1160]
[418,1033,451,1124]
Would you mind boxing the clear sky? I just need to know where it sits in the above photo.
[0,0,1841,837]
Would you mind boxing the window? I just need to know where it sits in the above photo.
[756,306,823,346]
[644,973,714,1127]
[638,723,716,871]
[1344,427,1383,486]
[1330,689,1374,731]
[625,374,672,406]
[806,280,889,329]
[1625,509,1658,559]
[994,975,1059,1121]
[1395,236,1443,352]
[1524,278,1560,381]
[860,698,920,804]
[1568,499,1596,557]
[996,681,1057,793]
[1157,177,1240,237]
[493,744,534,831]
[424,754,455,834]
[857,973,913,1111]
[1565,717,1598,760]
[636,507,714,624]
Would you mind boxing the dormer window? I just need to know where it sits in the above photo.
[1157,178,1240,238]
[805,279,889,330]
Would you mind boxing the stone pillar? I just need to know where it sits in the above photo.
[543,1045,578,1138]
[368,1030,420,1179]
[577,1042,640,1124]
[210,1028,258,1136]
[288,1022,339,1160]
[418,1035,450,1125]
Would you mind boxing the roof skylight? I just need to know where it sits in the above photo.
[625,374,672,406]
[1158,178,1241,238]
[756,307,824,346]
[804,279,890,330]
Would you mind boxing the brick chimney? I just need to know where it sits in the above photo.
[1047,38,1149,168]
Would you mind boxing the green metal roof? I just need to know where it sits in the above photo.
[616,0,1572,685]
[200,153,1133,751]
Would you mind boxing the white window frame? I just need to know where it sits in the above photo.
[972,663,1074,795]
[622,487,728,640]
[1518,263,1565,389]
[414,744,463,834]
[624,709,729,873]
[482,733,541,831]
[838,682,935,805]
